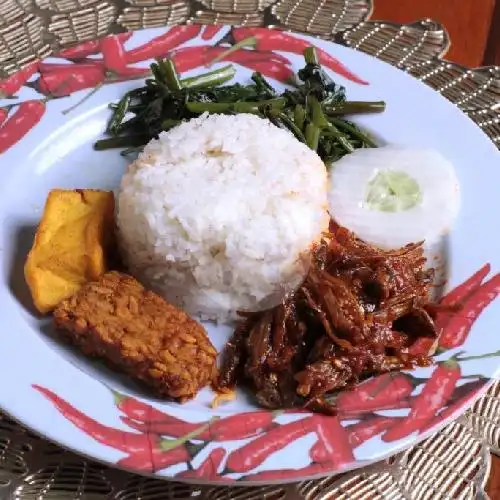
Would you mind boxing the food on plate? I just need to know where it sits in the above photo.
[216,221,436,412]
[117,112,329,322]
[24,189,115,313]
[53,271,217,401]
[328,146,460,249]
[95,48,383,166]
[22,46,464,412]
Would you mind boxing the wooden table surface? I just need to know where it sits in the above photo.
[487,455,500,497]
[372,0,500,68]
[372,2,500,497]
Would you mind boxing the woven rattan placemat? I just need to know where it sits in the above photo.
[0,1,499,498]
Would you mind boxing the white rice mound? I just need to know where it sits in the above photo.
[117,113,329,322]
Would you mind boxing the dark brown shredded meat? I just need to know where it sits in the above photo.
[215,221,437,413]
[54,271,217,402]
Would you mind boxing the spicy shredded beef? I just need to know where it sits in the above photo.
[215,221,438,413]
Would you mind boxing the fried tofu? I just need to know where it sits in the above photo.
[54,272,217,401]
[24,189,115,314]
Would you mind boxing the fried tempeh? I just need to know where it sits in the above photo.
[54,272,217,402]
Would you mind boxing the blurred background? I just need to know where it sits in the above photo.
[374,0,499,67]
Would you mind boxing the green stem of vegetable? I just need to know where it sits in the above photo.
[145,78,158,89]
[294,104,306,131]
[106,93,131,135]
[266,109,306,143]
[264,112,284,134]
[324,101,386,116]
[305,122,320,151]
[208,37,257,66]
[304,46,319,65]
[94,134,151,151]
[163,59,182,91]
[185,97,286,114]
[328,122,355,153]
[309,95,330,128]
[120,146,144,157]
[251,72,276,97]
[329,117,377,147]
[151,64,166,87]
[162,118,182,130]
[129,103,147,114]
[128,87,151,99]
[309,96,354,153]
[115,115,141,135]
[278,112,307,143]
[180,65,236,89]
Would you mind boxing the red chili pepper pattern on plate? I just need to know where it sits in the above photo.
[33,385,156,454]
[100,34,133,74]
[34,66,106,96]
[438,273,500,350]
[382,360,462,442]
[310,415,354,466]
[0,100,45,154]
[56,40,101,59]
[30,264,499,481]
[0,62,38,98]
[126,26,202,64]
[335,372,418,416]
[176,447,226,479]
[202,25,225,41]
[230,27,369,85]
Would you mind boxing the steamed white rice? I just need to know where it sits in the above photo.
[117,113,329,322]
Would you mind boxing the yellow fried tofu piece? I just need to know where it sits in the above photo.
[24,189,115,314]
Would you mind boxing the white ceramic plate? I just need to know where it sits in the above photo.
[0,26,499,485]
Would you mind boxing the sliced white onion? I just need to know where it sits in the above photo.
[327,146,460,249]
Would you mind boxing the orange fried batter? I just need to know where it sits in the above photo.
[24,189,115,314]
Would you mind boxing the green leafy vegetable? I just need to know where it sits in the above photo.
[95,49,385,166]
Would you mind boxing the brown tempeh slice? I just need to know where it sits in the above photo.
[54,271,217,402]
